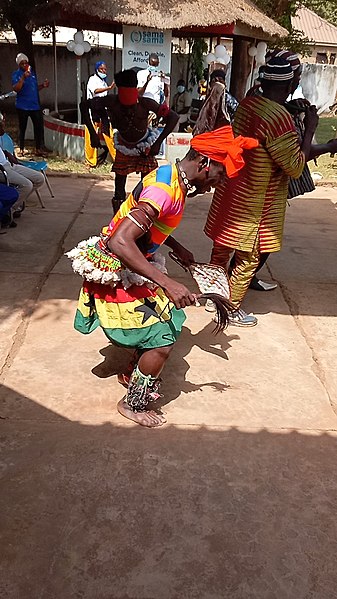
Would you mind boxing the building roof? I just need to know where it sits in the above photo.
[292,6,337,46]
[33,0,287,38]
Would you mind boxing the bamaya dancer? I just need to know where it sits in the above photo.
[67,127,258,427]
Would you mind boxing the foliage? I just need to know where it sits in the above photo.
[0,0,51,64]
[39,25,53,39]
[254,0,337,52]
[301,0,337,28]
[189,38,208,87]
[254,0,311,55]
[267,28,312,57]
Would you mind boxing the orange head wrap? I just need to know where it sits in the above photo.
[190,125,259,178]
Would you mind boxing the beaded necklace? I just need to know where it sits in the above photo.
[176,159,193,191]
[119,104,146,135]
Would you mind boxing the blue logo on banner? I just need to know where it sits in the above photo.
[131,30,142,43]
[130,30,164,45]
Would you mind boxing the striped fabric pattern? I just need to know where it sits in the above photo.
[75,282,186,350]
[205,96,306,253]
[112,148,157,176]
[74,163,187,350]
[104,164,185,255]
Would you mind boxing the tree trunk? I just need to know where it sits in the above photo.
[273,0,292,19]
[11,19,36,71]
[230,37,251,102]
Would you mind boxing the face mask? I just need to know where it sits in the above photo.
[177,85,185,94]
[148,65,158,74]
[97,72,107,79]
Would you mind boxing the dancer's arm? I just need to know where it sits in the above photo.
[308,139,337,160]
[108,204,196,309]
[164,236,195,266]
[141,97,179,156]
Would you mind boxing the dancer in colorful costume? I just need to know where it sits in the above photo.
[67,126,258,427]
[81,69,178,214]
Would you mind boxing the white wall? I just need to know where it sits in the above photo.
[247,62,337,113]
[301,63,337,113]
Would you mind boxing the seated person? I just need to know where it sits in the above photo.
[0,183,19,229]
[0,112,44,214]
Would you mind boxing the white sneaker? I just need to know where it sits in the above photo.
[228,309,258,327]
[205,299,216,313]
[250,278,277,292]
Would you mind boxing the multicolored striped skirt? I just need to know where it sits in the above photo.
[111,149,158,176]
[74,281,186,350]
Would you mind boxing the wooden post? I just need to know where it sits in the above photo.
[52,23,58,113]
[230,37,251,101]
[186,38,191,89]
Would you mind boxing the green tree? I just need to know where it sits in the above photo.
[301,0,337,27]
[254,0,311,54]
[189,38,208,87]
[256,0,337,26]
[0,0,49,67]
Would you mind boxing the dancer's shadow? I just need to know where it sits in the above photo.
[92,322,240,408]
[159,322,239,408]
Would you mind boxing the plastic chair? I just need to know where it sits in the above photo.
[0,133,54,209]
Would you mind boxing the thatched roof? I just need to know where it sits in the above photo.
[45,0,287,38]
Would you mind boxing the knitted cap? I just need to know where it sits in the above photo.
[263,57,294,82]
[266,48,301,72]
[16,53,28,65]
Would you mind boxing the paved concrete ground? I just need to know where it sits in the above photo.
[1,175,337,598]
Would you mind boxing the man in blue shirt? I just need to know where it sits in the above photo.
[12,52,50,157]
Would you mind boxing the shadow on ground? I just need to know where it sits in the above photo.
[1,384,337,599]
[92,323,238,407]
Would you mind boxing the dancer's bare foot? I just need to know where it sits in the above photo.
[117,399,166,427]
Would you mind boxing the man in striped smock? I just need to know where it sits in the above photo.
[204,58,318,327]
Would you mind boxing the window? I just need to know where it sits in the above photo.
[316,53,328,64]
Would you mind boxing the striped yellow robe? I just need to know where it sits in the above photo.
[205,96,306,253]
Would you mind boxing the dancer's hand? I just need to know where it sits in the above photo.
[171,245,195,267]
[163,279,197,309]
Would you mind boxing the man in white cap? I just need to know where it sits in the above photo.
[12,53,49,157]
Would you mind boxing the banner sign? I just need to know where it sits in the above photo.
[122,26,172,74]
